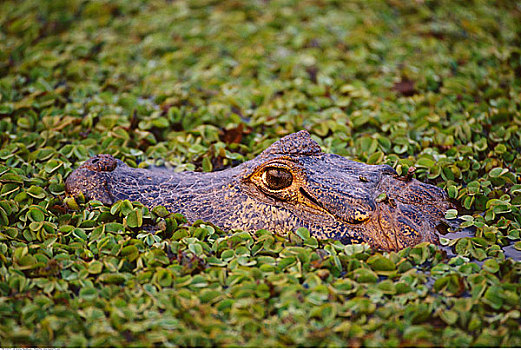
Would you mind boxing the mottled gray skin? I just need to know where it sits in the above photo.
[65,131,453,251]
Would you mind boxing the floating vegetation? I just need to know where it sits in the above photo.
[0,0,520,347]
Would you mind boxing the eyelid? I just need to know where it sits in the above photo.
[242,156,297,181]
[262,162,291,171]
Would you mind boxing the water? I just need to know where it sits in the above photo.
[440,226,520,261]
[502,244,521,261]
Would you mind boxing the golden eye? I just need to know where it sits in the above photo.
[262,167,293,190]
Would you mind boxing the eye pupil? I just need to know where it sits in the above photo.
[264,168,293,190]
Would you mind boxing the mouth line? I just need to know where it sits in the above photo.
[299,187,372,225]
[299,187,324,209]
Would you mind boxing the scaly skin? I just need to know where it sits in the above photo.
[65,131,453,251]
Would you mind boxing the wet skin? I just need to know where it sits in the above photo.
[66,131,453,251]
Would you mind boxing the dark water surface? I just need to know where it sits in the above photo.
[502,244,521,261]
[441,227,520,261]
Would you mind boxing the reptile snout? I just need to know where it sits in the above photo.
[84,154,118,172]
[65,155,118,204]
[379,164,397,176]
[373,174,453,250]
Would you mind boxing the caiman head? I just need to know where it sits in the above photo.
[66,130,453,251]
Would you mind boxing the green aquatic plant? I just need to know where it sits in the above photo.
[0,0,520,347]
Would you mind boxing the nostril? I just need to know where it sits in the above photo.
[380,164,397,175]
[86,154,118,172]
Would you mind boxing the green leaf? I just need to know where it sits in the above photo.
[79,287,98,301]
[0,206,9,226]
[488,167,508,178]
[202,156,213,172]
[295,227,310,240]
[188,243,203,256]
[199,290,222,303]
[155,269,173,287]
[126,209,143,228]
[121,245,139,261]
[482,259,499,273]
[352,268,378,283]
[44,159,62,173]
[377,280,396,294]
[99,273,127,284]
[416,157,435,168]
[440,310,458,325]
[447,185,458,199]
[17,255,37,269]
[304,236,319,248]
[367,255,396,273]
[105,222,125,233]
[26,185,46,199]
[444,209,458,220]
[483,286,504,310]
[277,257,296,270]
[152,205,170,217]
[88,261,103,274]
[0,173,24,183]
[27,207,45,222]
[172,229,189,240]
[206,256,226,266]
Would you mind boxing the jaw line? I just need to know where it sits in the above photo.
[298,186,372,227]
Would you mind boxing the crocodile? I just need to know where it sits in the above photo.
[65,130,453,251]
